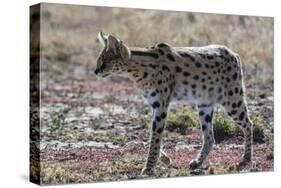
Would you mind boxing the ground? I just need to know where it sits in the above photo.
[30,3,274,185]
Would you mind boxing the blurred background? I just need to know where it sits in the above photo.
[35,3,273,185]
[40,3,273,78]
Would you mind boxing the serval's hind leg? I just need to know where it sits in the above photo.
[189,104,215,169]
[225,98,253,167]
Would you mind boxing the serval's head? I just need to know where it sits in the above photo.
[95,32,131,77]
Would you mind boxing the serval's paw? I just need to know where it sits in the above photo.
[141,167,154,176]
[189,159,202,170]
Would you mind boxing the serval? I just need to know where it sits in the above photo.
[94,32,252,175]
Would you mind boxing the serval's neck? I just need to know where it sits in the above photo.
[121,47,160,84]
[130,47,160,62]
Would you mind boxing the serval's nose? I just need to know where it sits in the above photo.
[94,68,99,75]
[95,69,99,74]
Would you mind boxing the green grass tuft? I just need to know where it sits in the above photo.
[47,108,69,135]
[95,134,128,145]
[110,135,128,145]
[166,107,199,135]
[213,113,237,142]
[252,115,266,143]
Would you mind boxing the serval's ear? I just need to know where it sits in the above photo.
[107,35,120,54]
[97,32,108,47]
[108,35,131,60]
[119,41,131,60]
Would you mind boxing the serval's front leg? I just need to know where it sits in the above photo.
[141,102,168,175]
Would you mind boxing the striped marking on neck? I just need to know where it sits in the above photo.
[131,50,159,59]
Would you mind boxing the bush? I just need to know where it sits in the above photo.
[166,107,199,135]
[165,107,268,144]
[213,113,237,142]
[252,116,266,143]
[213,114,268,143]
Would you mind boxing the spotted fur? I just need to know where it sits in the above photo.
[95,32,253,175]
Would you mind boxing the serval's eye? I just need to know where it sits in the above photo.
[102,55,110,63]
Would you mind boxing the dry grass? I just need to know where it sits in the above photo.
[40,3,273,81]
